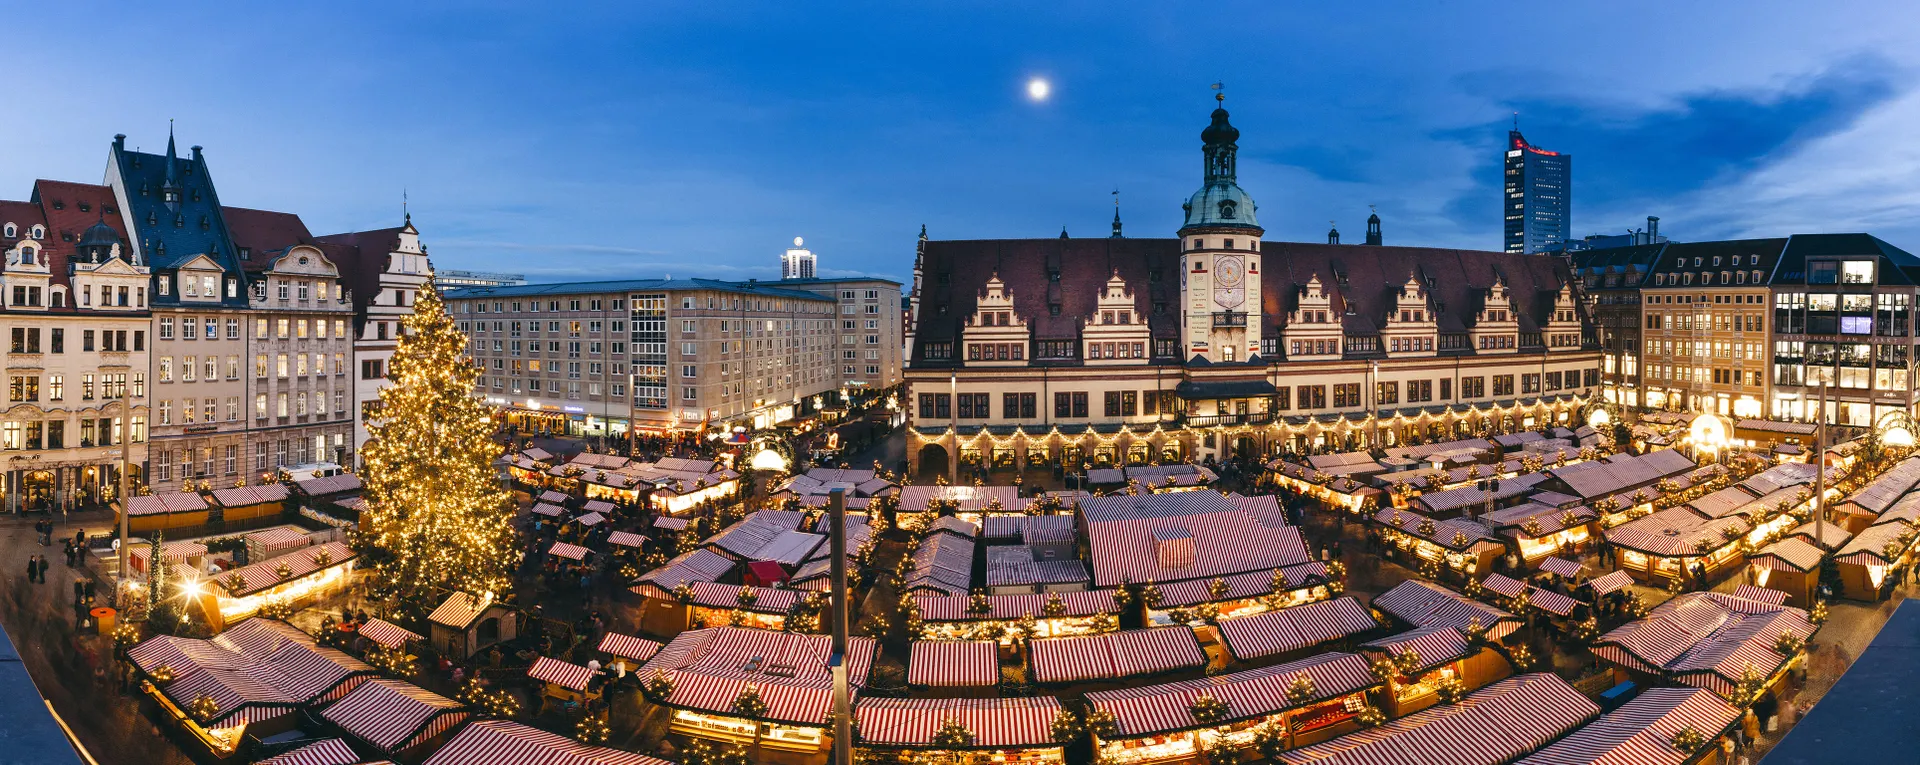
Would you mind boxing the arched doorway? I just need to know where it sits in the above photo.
[917,444,950,481]
[1234,436,1257,460]
[22,470,54,512]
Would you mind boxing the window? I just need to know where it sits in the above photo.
[957,392,990,419]
[1332,383,1361,408]
[1375,381,1398,406]
[1493,374,1514,396]
[1003,392,1036,419]
[917,392,951,419]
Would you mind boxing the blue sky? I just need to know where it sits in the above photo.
[4,1,1919,284]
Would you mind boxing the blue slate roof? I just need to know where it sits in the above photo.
[1761,599,1920,765]
[0,623,85,764]
[444,277,834,302]
[112,132,249,307]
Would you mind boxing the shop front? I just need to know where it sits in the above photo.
[1086,652,1379,764]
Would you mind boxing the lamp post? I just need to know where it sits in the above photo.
[112,396,135,607]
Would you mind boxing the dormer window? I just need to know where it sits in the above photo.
[239,247,251,260]
[158,275,171,295]
[1218,200,1237,219]
[163,188,179,203]
[2,224,12,238]
[29,225,43,240]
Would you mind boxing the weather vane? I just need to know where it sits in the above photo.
[1211,81,1225,103]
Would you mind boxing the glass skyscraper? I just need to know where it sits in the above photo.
[1504,130,1571,254]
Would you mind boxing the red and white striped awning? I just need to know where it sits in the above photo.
[1155,562,1331,609]
[1530,588,1583,617]
[422,719,672,765]
[1480,573,1528,599]
[1592,592,1815,700]
[531,502,567,517]
[356,619,422,651]
[915,590,1118,622]
[908,641,1000,687]
[1587,570,1633,596]
[682,580,801,615]
[548,541,591,561]
[607,531,647,548]
[1030,627,1208,684]
[1731,585,1788,606]
[538,491,569,504]
[639,627,879,727]
[583,499,616,514]
[1361,625,1474,674]
[573,511,607,527]
[1281,673,1599,765]
[1539,557,1584,579]
[856,696,1063,750]
[257,738,362,765]
[1515,686,1739,765]
[1216,597,1379,662]
[1086,652,1376,738]
[529,656,596,692]
[598,633,663,664]
[321,679,469,753]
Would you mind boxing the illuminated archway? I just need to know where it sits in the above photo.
[1689,413,1731,458]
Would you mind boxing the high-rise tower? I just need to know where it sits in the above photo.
[1504,130,1571,254]
[781,236,816,280]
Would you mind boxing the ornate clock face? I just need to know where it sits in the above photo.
[1214,255,1246,308]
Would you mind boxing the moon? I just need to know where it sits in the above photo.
[1027,77,1051,101]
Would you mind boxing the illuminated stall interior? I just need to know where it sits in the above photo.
[214,542,357,622]
[637,627,877,755]
[1086,652,1379,764]
[914,590,1120,644]
[855,697,1067,765]
[1605,508,1747,584]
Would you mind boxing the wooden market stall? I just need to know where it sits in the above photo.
[1213,597,1381,669]
[1280,674,1598,765]
[1086,652,1380,764]
[1478,502,1598,566]
[1029,627,1207,687]
[421,719,672,765]
[855,696,1067,765]
[1748,536,1825,608]
[319,678,470,761]
[1370,580,1523,644]
[596,632,663,675]
[914,590,1120,644]
[1833,520,1917,601]
[1371,507,1506,577]
[1605,507,1747,585]
[637,627,878,763]
[122,493,212,534]
[1590,591,1816,702]
[1146,562,1335,627]
[426,591,519,660]
[907,640,1002,694]
[213,542,356,623]
[529,656,601,714]
[1358,626,1512,717]
[208,484,291,525]
[1514,686,1742,765]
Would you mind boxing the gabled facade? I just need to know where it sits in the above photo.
[313,222,430,463]
[902,102,1602,480]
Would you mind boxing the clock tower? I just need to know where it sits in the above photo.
[1179,95,1264,364]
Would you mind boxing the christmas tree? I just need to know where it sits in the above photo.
[356,274,517,617]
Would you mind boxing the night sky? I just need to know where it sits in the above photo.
[3,1,1915,283]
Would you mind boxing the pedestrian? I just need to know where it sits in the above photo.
[38,554,48,583]
[26,555,39,584]
[83,578,96,605]
[73,579,84,606]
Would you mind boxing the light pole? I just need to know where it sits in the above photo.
[113,396,135,606]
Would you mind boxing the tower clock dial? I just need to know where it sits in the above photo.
[1214,255,1246,308]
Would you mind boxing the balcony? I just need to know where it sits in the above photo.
[1177,412,1274,428]
[1211,311,1247,328]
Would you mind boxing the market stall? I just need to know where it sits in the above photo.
[320,678,470,760]
[122,493,212,534]
[1605,507,1747,585]
[914,590,1120,644]
[1280,674,1598,765]
[1371,507,1506,578]
[421,719,673,765]
[637,627,877,758]
[1514,686,1741,765]
[1086,652,1379,764]
[596,632,664,674]
[1029,627,1207,686]
[209,484,292,525]
[1590,591,1815,702]
[1213,597,1380,667]
[1833,521,1916,601]
[1748,536,1825,608]
[213,542,357,622]
[854,696,1066,765]
[1359,625,1512,717]
[907,640,1002,692]
[529,656,601,713]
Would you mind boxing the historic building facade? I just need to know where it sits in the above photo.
[903,102,1604,479]
[0,181,151,511]
[1634,239,1781,418]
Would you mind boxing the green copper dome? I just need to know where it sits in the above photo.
[1180,104,1261,233]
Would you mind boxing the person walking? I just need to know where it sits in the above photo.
[37,555,50,584]
[27,555,40,584]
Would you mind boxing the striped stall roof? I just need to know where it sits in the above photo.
[1371,581,1520,641]
[583,499,616,513]
[1841,456,1920,516]
[1156,562,1331,609]
[1750,537,1825,573]
[896,485,1024,515]
[245,526,310,548]
[597,633,663,664]
[1281,673,1599,765]
[1586,570,1633,596]
[1480,573,1527,599]
[1086,652,1376,738]
[211,483,292,508]
[1373,507,1499,551]
[221,542,356,598]
[573,512,607,527]
[125,492,211,516]
[1731,585,1788,606]
[680,581,802,615]
[904,532,974,595]
[320,679,469,754]
[427,592,502,630]
[633,548,735,590]
[856,696,1063,749]
[1216,597,1379,662]
[128,541,209,573]
[636,627,878,727]
[531,503,567,517]
[126,621,373,727]
[1604,508,1748,557]
[1030,627,1206,684]
[1361,627,1473,674]
[1539,557,1584,578]
[1592,591,1815,699]
[528,657,596,692]
[1835,520,1913,566]
[356,619,422,651]
[548,541,592,561]
[257,738,362,765]
[1516,686,1739,765]
[422,719,671,765]
[907,641,1000,687]
[1530,588,1583,617]
[607,531,647,548]
[1081,492,1315,588]
[704,510,810,560]
[916,590,1118,622]
[296,474,364,496]
[538,490,569,503]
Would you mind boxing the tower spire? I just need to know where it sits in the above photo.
[1111,189,1123,238]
